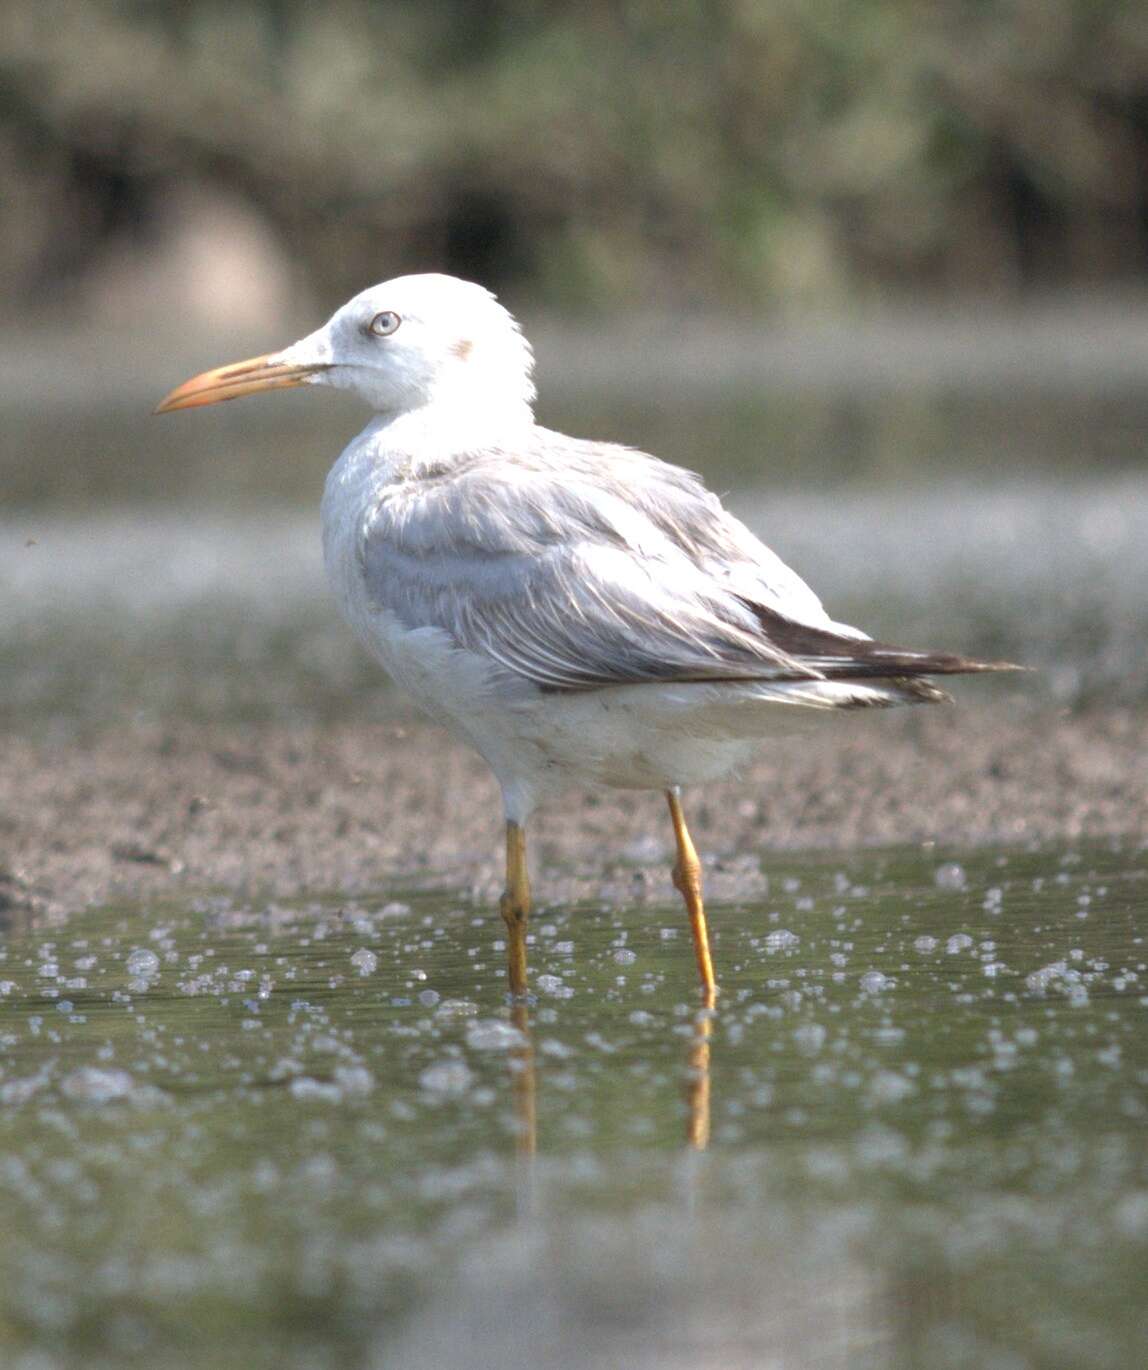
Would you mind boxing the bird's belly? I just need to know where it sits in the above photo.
[510,687,758,791]
[337,592,755,793]
[353,610,496,734]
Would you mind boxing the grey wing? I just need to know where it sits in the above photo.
[358,445,1011,693]
[357,456,819,692]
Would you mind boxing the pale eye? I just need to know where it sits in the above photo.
[368,310,401,338]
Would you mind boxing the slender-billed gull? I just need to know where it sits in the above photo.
[157,273,1016,1003]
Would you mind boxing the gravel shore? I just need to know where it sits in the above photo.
[4,702,1145,920]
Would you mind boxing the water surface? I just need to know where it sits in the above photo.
[2,844,1145,1369]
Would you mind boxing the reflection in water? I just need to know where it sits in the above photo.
[509,999,537,1162]
[504,987,715,1165]
[685,1001,715,1152]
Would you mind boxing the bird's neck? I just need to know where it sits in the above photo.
[366,394,535,473]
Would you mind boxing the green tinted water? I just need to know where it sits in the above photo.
[2,844,1145,1369]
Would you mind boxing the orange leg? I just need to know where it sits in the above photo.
[665,788,718,1005]
[499,819,531,998]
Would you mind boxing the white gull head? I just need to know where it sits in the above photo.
[275,273,536,421]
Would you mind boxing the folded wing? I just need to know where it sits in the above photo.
[358,437,1013,694]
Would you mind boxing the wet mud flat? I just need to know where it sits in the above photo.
[4,701,1145,919]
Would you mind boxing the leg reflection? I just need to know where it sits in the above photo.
[500,820,532,998]
[686,989,715,1151]
[508,998,536,1160]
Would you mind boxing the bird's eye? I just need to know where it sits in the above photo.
[368,310,401,338]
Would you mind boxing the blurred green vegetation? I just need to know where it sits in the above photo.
[2,0,1148,312]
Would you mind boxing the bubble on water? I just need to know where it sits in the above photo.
[793,1023,826,1054]
[612,949,637,966]
[418,1061,473,1096]
[913,935,939,954]
[417,989,440,1007]
[60,1066,136,1103]
[945,933,974,955]
[286,1067,374,1102]
[1115,1192,1148,1237]
[859,970,892,994]
[1025,961,1069,992]
[535,974,572,998]
[435,998,479,1019]
[350,948,378,976]
[466,1020,527,1051]
[289,1077,344,1103]
[126,949,160,978]
[765,929,800,952]
[934,863,967,891]
[1,1072,51,1105]
[334,1064,375,1095]
[867,1071,915,1105]
[854,1126,909,1166]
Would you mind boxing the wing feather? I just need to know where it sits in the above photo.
[357,435,1014,693]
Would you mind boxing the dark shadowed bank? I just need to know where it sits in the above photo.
[4,702,1145,921]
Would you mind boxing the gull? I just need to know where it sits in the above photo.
[157,272,1015,1004]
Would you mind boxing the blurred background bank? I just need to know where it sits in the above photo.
[5,0,1148,321]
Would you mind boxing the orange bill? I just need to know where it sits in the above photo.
[154,354,327,413]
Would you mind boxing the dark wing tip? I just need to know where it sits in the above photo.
[737,599,1026,680]
[870,651,1027,677]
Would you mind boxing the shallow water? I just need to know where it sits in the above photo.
[2,844,1145,1369]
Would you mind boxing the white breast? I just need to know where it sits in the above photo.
[321,430,403,667]
[320,432,539,766]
